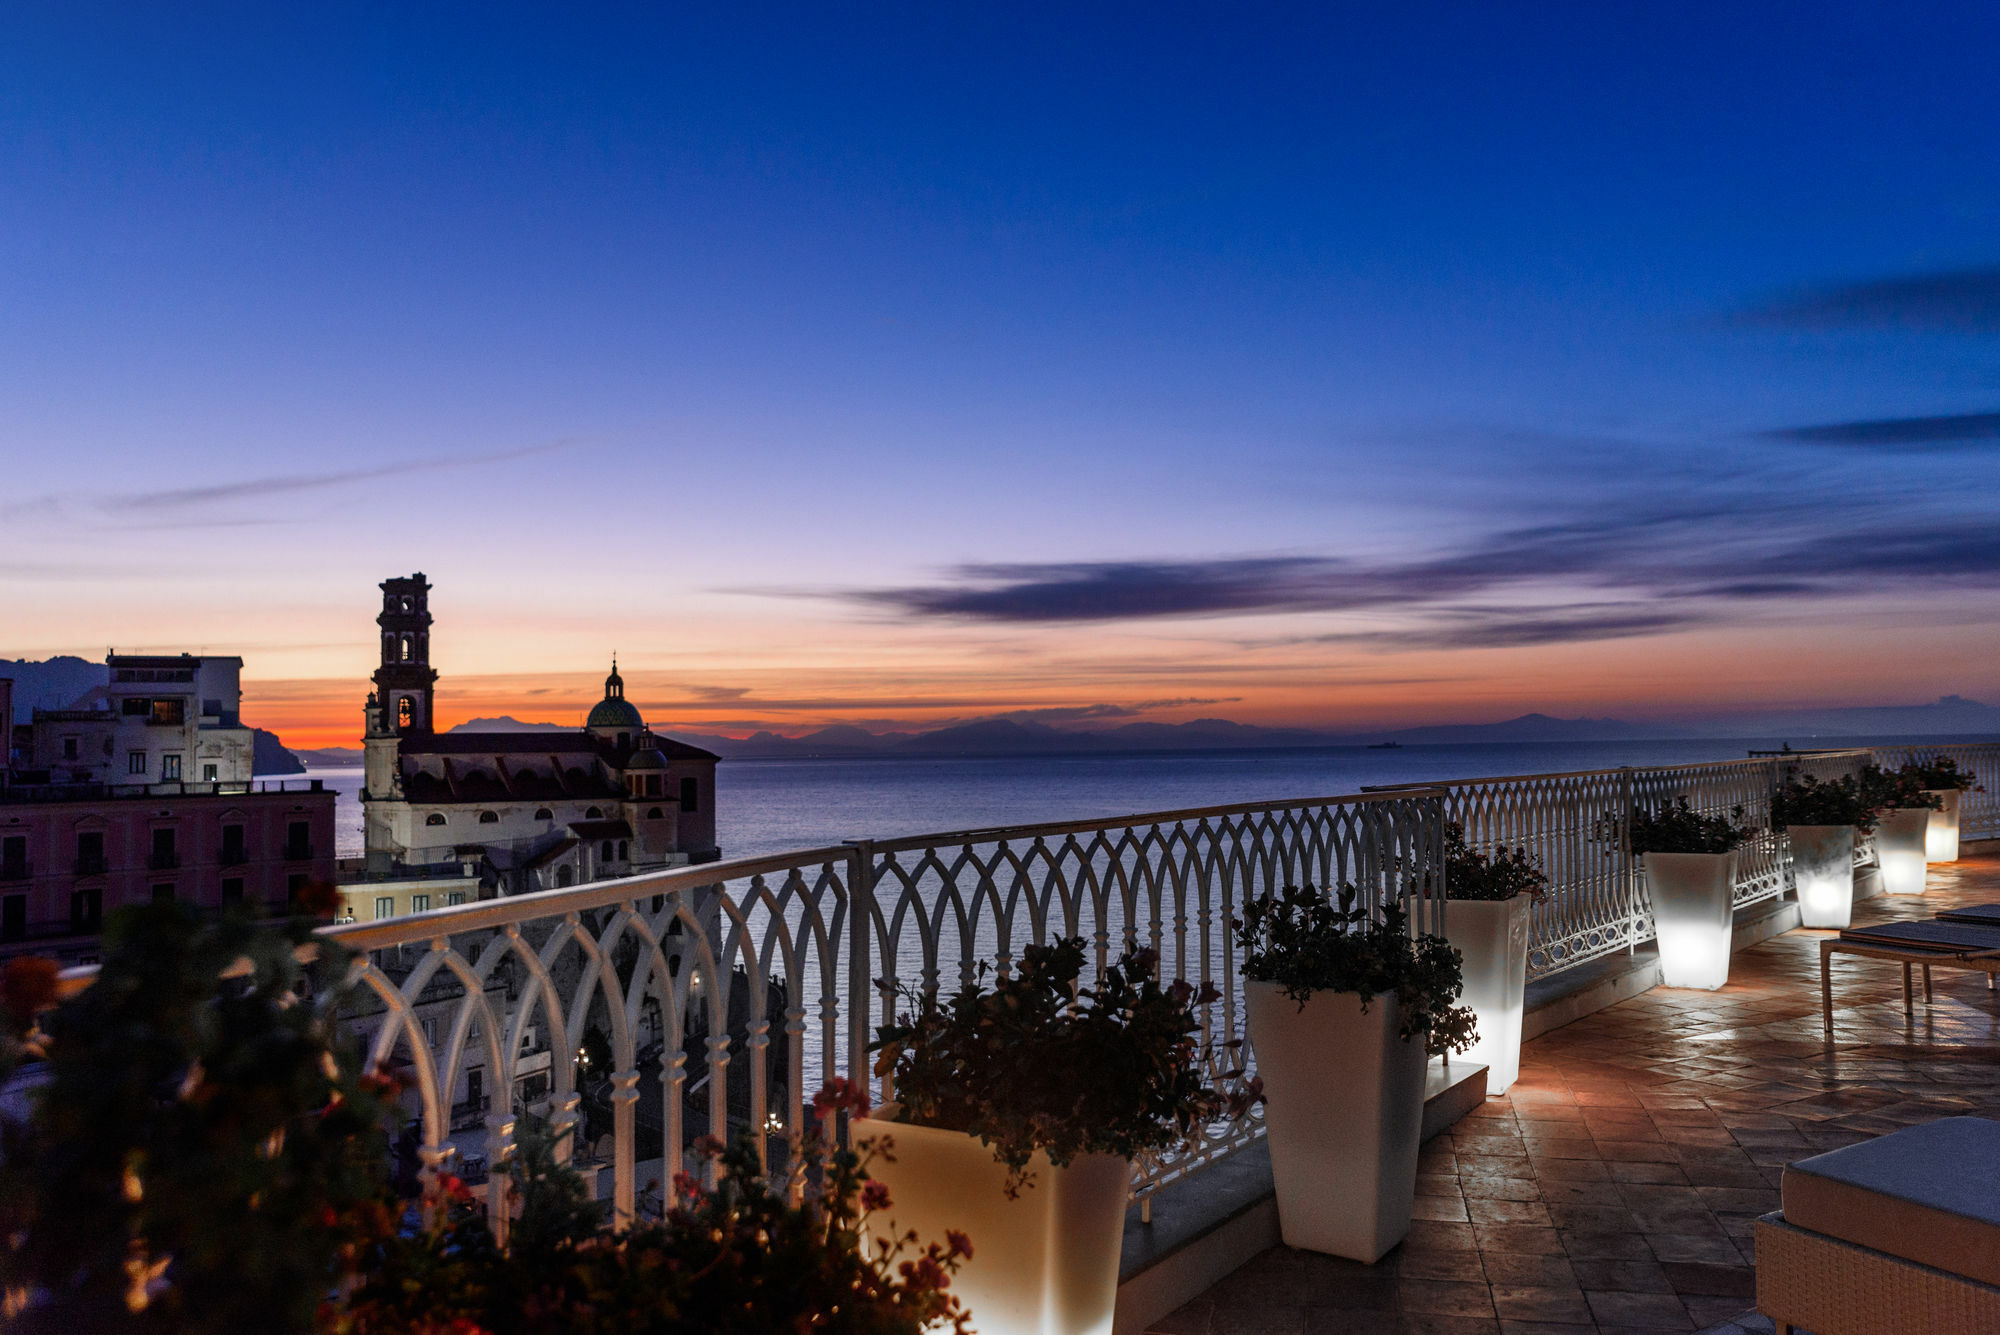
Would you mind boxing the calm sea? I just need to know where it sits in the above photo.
[296,736,1831,864]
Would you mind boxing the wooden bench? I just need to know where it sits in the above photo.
[1817,920,2000,1035]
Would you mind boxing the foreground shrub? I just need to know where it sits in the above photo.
[0,906,970,1334]
[0,903,395,1334]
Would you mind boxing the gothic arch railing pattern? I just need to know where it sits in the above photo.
[1372,751,1879,978]
[325,791,1448,1224]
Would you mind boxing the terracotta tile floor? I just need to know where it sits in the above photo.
[1152,852,2000,1335]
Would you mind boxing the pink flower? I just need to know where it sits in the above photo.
[811,1077,872,1120]
[860,1180,891,1212]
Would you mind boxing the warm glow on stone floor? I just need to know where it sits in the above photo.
[1151,852,2000,1335]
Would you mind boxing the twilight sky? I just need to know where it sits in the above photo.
[4,5,1998,746]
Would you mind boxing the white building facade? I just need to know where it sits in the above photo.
[355,574,720,896]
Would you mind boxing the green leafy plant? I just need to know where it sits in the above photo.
[0,902,399,1335]
[1899,756,1983,794]
[1235,884,1477,1057]
[871,939,1222,1195]
[1858,764,1945,812]
[1770,774,1877,833]
[341,1080,971,1335]
[1628,798,1747,854]
[1442,822,1548,902]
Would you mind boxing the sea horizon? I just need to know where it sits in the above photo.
[290,731,1991,865]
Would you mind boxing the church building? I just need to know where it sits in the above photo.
[358,574,720,894]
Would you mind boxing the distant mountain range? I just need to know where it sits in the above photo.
[270,698,2000,768]
[7,655,1994,766]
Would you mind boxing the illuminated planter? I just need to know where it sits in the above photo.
[1875,808,1930,895]
[1443,894,1530,1095]
[1925,789,1963,863]
[1244,981,1427,1262]
[1642,850,1738,990]
[1786,825,1855,929]
[856,1113,1130,1335]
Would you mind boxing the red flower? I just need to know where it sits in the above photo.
[860,1180,891,1212]
[943,1229,973,1259]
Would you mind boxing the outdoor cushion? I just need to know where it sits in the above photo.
[1782,1117,2000,1289]
[1836,920,2000,952]
[1938,904,2000,926]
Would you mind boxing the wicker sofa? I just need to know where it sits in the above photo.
[1756,1116,2000,1334]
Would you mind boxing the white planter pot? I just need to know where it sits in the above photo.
[1875,808,1930,895]
[1642,850,1738,990]
[1925,789,1962,863]
[1442,894,1530,1095]
[1786,825,1855,929]
[1244,981,1428,1262]
[855,1113,1130,1335]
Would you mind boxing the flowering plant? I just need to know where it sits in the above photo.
[1236,883,1477,1056]
[1899,756,1983,794]
[871,938,1225,1195]
[340,1079,972,1335]
[1858,765,1945,812]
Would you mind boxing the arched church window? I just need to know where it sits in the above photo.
[556,866,574,888]
[586,807,602,819]
[479,811,499,824]
[646,807,663,820]
[617,840,628,861]
[534,808,553,821]
[397,696,415,729]
[400,635,412,662]
[425,813,446,827]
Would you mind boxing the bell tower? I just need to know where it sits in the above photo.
[372,572,438,735]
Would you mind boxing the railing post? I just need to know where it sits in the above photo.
[609,1067,639,1227]
[1618,767,1636,953]
[843,839,876,1104]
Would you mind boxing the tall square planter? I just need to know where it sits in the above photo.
[1243,981,1428,1262]
[1786,825,1855,929]
[1874,808,1929,895]
[1442,894,1530,1095]
[1925,789,1962,863]
[856,1113,1131,1335]
[1641,850,1738,990]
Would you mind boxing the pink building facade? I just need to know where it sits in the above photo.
[0,782,336,964]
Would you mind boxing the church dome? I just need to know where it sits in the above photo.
[586,660,644,731]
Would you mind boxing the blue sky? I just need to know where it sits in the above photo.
[3,5,1997,742]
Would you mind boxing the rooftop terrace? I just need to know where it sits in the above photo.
[1148,849,2000,1335]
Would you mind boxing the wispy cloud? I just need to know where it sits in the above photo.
[1730,266,2000,333]
[1761,411,2000,449]
[1314,605,1701,651]
[107,441,571,512]
[807,502,2000,642]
